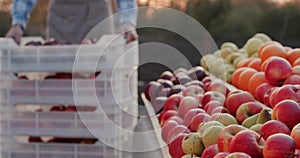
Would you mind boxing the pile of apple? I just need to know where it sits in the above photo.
[144,66,300,158]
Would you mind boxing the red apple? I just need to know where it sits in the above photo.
[152,96,167,114]
[202,91,226,106]
[272,99,300,130]
[255,83,274,103]
[201,144,219,158]
[263,133,296,158]
[225,90,255,116]
[291,123,300,149]
[182,85,204,97]
[229,130,265,158]
[264,56,292,86]
[159,110,177,126]
[207,79,229,96]
[204,100,223,115]
[225,152,251,158]
[161,120,178,142]
[177,96,200,118]
[217,124,247,152]
[269,84,300,108]
[236,102,263,124]
[263,87,278,107]
[283,75,300,85]
[163,94,183,111]
[144,81,163,101]
[202,76,212,85]
[168,133,187,158]
[183,108,206,127]
[189,113,211,132]
[259,120,291,141]
[211,106,230,115]
[214,152,230,158]
[164,116,184,125]
[187,66,207,81]
[167,125,190,143]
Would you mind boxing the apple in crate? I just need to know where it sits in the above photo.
[255,82,274,103]
[291,123,300,149]
[168,133,186,158]
[210,113,238,126]
[152,96,167,114]
[144,81,163,101]
[167,124,190,144]
[264,56,292,86]
[225,152,252,158]
[236,102,263,124]
[160,71,174,80]
[159,110,177,126]
[269,84,300,108]
[201,144,219,158]
[204,100,223,115]
[162,94,183,111]
[187,66,207,81]
[272,99,300,130]
[283,74,300,85]
[263,133,296,158]
[217,124,247,152]
[206,79,229,96]
[177,96,200,118]
[229,130,265,158]
[183,108,206,127]
[181,132,204,156]
[189,113,211,132]
[182,85,204,97]
[225,90,255,116]
[161,120,178,143]
[202,125,223,147]
[259,120,291,140]
[202,91,226,106]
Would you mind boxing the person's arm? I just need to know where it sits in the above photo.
[116,0,138,43]
[5,0,37,44]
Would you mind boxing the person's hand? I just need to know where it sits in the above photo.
[5,24,24,45]
[120,22,138,44]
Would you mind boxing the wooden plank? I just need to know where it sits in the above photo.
[141,93,172,158]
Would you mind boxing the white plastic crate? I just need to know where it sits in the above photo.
[0,35,138,72]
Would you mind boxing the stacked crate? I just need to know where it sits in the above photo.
[0,35,138,158]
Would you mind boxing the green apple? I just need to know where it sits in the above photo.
[256,109,271,124]
[202,125,224,147]
[214,50,222,58]
[238,48,248,55]
[197,121,225,134]
[225,53,243,64]
[220,48,234,59]
[210,113,238,126]
[242,114,259,128]
[182,133,205,156]
[253,33,272,43]
[250,52,258,58]
[292,65,300,75]
[250,124,263,133]
[244,37,264,57]
[233,55,247,68]
[200,54,216,70]
[221,42,239,52]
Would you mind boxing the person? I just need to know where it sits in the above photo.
[5,0,138,44]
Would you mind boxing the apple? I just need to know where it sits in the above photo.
[168,133,186,158]
[152,96,167,114]
[187,66,207,81]
[206,79,229,96]
[202,91,226,106]
[253,33,272,43]
[169,84,186,95]
[269,84,300,108]
[225,152,251,158]
[182,85,204,97]
[195,93,204,108]
[214,152,230,158]
[144,81,163,101]
[160,71,174,80]
[210,113,238,126]
[189,113,211,132]
[263,87,278,107]
[176,74,193,85]
[159,110,177,126]
[157,79,174,88]
[197,120,225,134]
[183,108,206,127]
[225,90,255,116]
[229,130,265,158]
[255,83,274,103]
[236,102,263,124]
[291,123,300,149]
[263,133,296,158]
[181,132,204,156]
[201,144,219,158]
[164,115,184,125]
[283,75,300,85]
[185,80,204,89]
[204,100,223,114]
[163,94,183,111]
[217,124,247,152]
[221,42,239,52]
[272,99,300,130]
[293,65,300,75]
[161,120,178,142]
[264,56,292,86]
[202,76,212,85]
[167,124,190,144]
[259,120,291,141]
[177,96,200,118]
[241,113,259,128]
[244,37,264,56]
[202,125,224,147]
[211,106,230,115]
